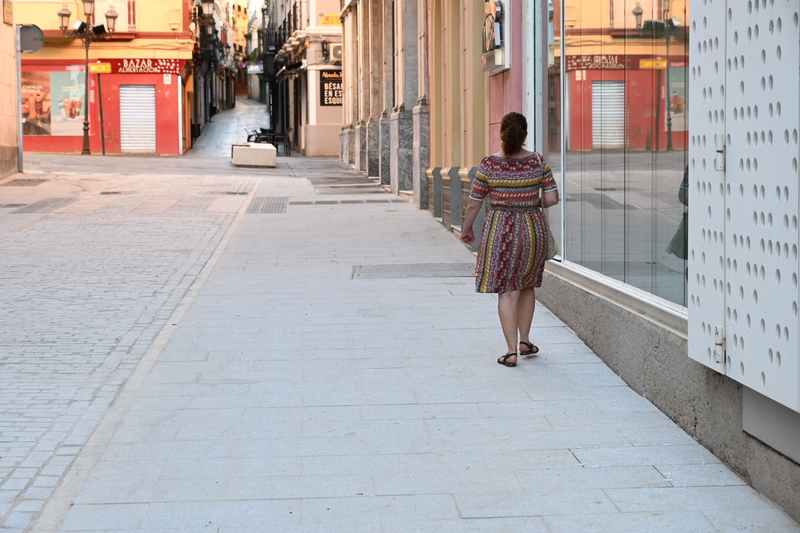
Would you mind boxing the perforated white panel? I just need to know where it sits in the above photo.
[689,0,800,413]
[689,0,727,375]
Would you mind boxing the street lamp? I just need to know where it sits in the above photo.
[201,0,216,17]
[664,0,682,152]
[632,3,643,30]
[58,2,118,155]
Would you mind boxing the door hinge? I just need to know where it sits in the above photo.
[714,325,726,364]
[715,134,726,171]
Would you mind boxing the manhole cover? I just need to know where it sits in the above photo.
[1,179,48,187]
[352,263,475,279]
[315,187,386,195]
[247,197,288,214]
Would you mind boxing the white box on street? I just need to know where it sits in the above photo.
[231,142,276,168]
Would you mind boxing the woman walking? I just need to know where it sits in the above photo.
[460,112,559,367]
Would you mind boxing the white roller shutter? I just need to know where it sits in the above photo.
[120,85,156,154]
[591,81,626,149]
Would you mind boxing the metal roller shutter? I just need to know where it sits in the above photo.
[591,81,626,149]
[120,85,156,154]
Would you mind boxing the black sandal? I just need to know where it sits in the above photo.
[497,353,517,367]
[519,341,539,356]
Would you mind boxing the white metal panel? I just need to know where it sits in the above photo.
[688,0,728,374]
[591,81,625,149]
[690,0,800,413]
[724,0,800,411]
[120,85,156,154]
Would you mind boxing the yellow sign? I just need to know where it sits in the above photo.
[89,63,112,74]
[319,13,340,26]
[4,0,13,26]
[639,59,668,70]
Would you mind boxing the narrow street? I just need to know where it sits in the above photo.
[0,98,797,532]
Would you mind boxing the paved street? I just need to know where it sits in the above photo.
[1,98,798,532]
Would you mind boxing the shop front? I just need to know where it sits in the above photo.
[22,58,192,155]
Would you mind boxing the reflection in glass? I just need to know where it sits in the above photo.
[546,0,690,306]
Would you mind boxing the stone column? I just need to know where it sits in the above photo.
[441,167,452,229]
[366,0,382,177]
[412,99,429,209]
[340,6,357,166]
[447,166,462,230]
[380,113,391,186]
[428,167,442,218]
[412,0,430,209]
[389,0,418,194]
[355,1,369,173]
[355,121,366,173]
[390,106,414,193]
[379,0,394,187]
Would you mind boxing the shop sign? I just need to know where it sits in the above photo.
[4,0,13,25]
[566,55,627,71]
[640,58,668,70]
[88,62,112,74]
[320,70,342,106]
[319,13,340,26]
[103,59,185,75]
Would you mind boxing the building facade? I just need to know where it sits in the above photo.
[1,2,20,177]
[268,0,342,156]
[16,0,197,155]
[342,0,800,520]
[536,0,800,520]
[15,0,247,156]
[339,0,426,200]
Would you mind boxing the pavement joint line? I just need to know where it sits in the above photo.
[27,176,263,533]
[0,174,131,243]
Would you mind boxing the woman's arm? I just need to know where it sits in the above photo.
[542,190,559,209]
[460,199,484,244]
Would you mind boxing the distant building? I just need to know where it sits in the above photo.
[268,0,342,156]
[14,0,245,156]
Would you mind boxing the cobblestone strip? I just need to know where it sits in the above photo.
[0,174,257,531]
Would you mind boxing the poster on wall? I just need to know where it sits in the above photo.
[665,65,687,132]
[320,70,342,106]
[51,71,86,136]
[22,70,86,136]
[21,71,51,136]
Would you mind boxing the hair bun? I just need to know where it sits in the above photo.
[500,112,528,155]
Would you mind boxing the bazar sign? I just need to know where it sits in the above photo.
[566,55,627,70]
[102,59,186,74]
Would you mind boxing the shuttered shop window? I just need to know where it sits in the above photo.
[120,85,156,154]
[591,81,626,150]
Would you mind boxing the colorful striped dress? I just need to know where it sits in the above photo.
[469,153,557,293]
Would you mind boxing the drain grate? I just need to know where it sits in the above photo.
[1,179,48,187]
[287,199,403,206]
[352,262,475,279]
[247,196,288,214]
[12,198,76,214]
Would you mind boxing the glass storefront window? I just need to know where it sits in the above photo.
[547,0,690,306]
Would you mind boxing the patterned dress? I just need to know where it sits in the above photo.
[469,153,557,293]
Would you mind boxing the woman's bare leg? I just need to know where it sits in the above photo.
[497,291,520,364]
[517,287,536,352]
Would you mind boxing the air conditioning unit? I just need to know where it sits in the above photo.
[330,43,343,63]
